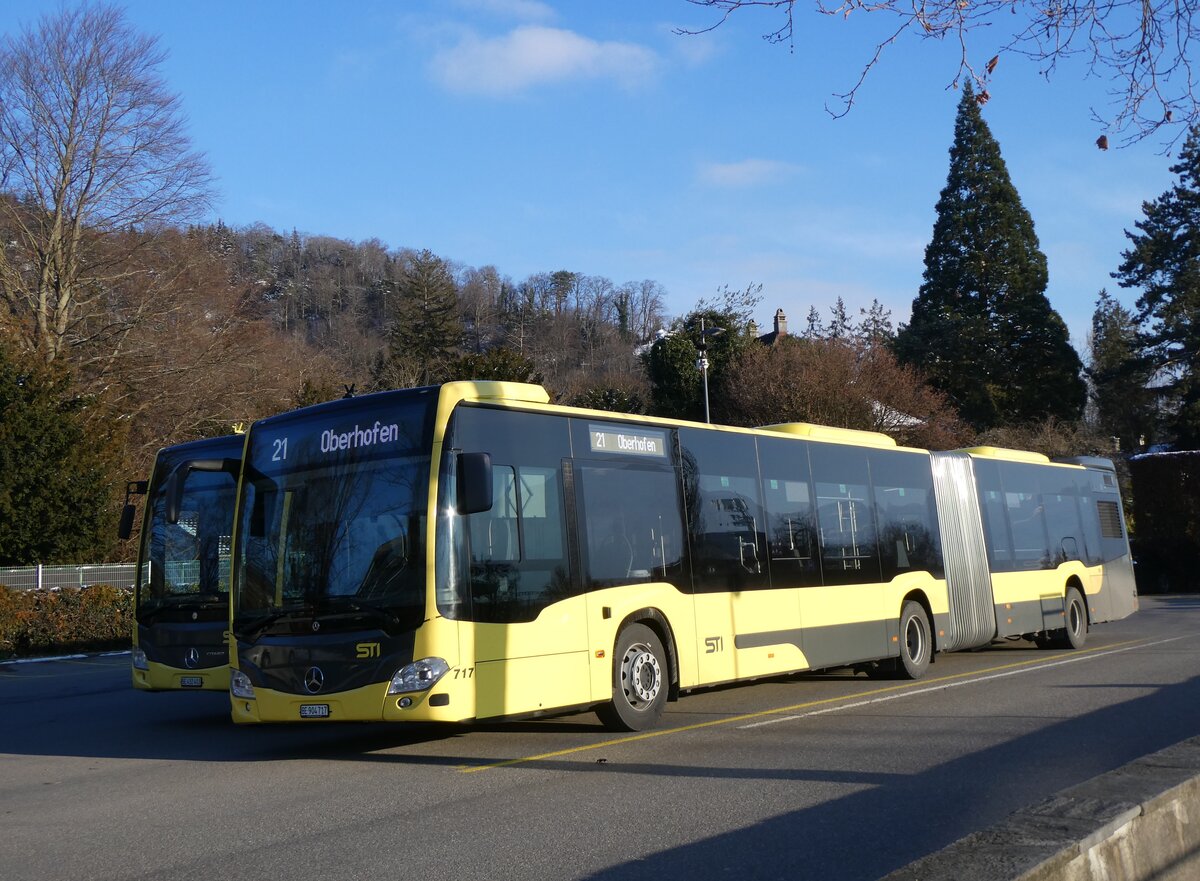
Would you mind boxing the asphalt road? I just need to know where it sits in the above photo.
[3,595,1200,881]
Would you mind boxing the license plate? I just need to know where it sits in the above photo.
[179,676,203,688]
[299,704,330,719]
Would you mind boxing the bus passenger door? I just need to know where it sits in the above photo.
[573,456,695,700]
[680,428,795,685]
[801,449,888,668]
[689,483,784,684]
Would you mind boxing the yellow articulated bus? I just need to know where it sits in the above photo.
[124,434,244,691]
[212,381,1136,730]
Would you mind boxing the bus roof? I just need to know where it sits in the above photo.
[1052,456,1117,471]
[435,382,929,453]
[959,446,1052,465]
[441,380,551,405]
[759,422,897,448]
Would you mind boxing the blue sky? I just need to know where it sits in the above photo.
[0,0,1180,351]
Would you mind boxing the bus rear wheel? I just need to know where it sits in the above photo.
[597,623,668,732]
[1035,586,1088,649]
[1064,587,1089,648]
[1060,587,1089,649]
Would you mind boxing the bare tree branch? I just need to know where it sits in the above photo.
[0,2,213,361]
[679,0,1200,145]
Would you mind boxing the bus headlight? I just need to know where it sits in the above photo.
[230,669,256,699]
[132,648,149,671]
[387,658,450,694]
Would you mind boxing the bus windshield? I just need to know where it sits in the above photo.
[138,455,238,620]
[232,395,435,638]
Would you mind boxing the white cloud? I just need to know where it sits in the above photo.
[650,20,721,67]
[697,159,803,187]
[672,34,720,67]
[450,0,557,21]
[430,26,658,96]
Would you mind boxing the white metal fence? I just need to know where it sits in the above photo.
[0,564,136,591]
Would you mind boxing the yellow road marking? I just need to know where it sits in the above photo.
[459,637,1152,773]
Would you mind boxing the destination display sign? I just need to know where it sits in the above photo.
[247,395,433,475]
[588,424,668,458]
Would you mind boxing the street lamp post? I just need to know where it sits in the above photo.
[696,317,725,424]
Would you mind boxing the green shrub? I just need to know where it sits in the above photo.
[0,586,20,656]
[0,585,132,659]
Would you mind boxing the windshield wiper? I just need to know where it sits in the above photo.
[235,604,315,641]
[316,596,404,626]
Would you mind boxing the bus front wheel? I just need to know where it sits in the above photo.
[597,623,668,732]
[897,600,932,680]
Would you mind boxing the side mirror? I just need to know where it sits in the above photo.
[457,452,493,515]
[117,504,138,541]
[117,480,148,540]
[166,458,240,524]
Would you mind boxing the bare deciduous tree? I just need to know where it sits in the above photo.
[717,337,972,449]
[0,2,213,361]
[681,0,1200,144]
[83,229,311,469]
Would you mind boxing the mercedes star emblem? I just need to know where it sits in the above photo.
[184,647,200,669]
[304,666,325,694]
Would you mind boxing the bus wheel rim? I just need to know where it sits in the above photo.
[623,644,661,706]
[905,616,925,662]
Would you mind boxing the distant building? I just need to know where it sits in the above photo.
[757,308,788,346]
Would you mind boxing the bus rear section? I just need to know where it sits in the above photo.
[965,449,1137,649]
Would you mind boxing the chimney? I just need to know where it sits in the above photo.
[774,308,787,337]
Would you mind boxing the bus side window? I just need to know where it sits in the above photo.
[810,444,881,586]
[450,405,574,624]
[576,463,686,590]
[974,458,1014,571]
[517,467,562,561]
[999,462,1052,570]
[679,429,769,593]
[468,467,519,564]
[756,435,821,588]
[1040,469,1085,566]
[870,450,943,581]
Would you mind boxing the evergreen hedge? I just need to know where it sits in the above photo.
[0,585,132,659]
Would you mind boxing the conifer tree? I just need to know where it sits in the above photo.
[1114,126,1200,448]
[857,299,895,347]
[803,306,823,339]
[0,345,122,564]
[1087,290,1155,451]
[825,297,853,341]
[894,84,1085,430]
[384,249,462,387]
[445,347,541,384]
